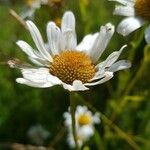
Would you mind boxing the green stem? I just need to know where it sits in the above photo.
[70,92,80,150]
[111,56,145,121]
[128,28,144,62]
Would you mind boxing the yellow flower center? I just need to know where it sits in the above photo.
[50,51,95,84]
[78,114,92,125]
[135,0,150,21]
[26,0,36,7]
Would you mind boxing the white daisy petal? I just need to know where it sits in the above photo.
[113,5,135,17]
[46,73,62,85]
[21,68,50,83]
[16,40,38,58]
[16,78,53,88]
[90,72,105,82]
[96,45,127,70]
[88,23,115,63]
[61,11,77,50]
[76,33,99,52]
[85,72,114,86]
[63,80,89,91]
[145,25,150,44]
[117,17,144,36]
[20,68,62,86]
[26,20,53,62]
[47,22,61,55]
[108,60,131,72]
[76,106,88,115]
[29,57,46,66]
[79,126,94,138]
[16,40,50,66]
[109,0,134,6]
[93,113,101,124]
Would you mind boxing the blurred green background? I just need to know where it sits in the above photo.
[0,0,150,149]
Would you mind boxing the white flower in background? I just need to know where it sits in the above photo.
[64,105,100,128]
[63,105,100,148]
[21,0,48,19]
[27,124,50,145]
[110,0,150,43]
[8,11,131,91]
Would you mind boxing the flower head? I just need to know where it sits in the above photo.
[63,105,100,148]
[9,11,131,91]
[111,0,150,43]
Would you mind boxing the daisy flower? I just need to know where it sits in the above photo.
[111,0,150,43]
[64,105,100,128]
[8,11,131,91]
[63,105,100,148]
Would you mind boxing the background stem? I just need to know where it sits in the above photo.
[70,92,80,150]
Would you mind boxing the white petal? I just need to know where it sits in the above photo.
[79,126,94,138]
[29,57,45,66]
[88,23,115,63]
[113,5,135,16]
[46,73,62,85]
[47,22,61,55]
[90,71,105,82]
[62,80,89,91]
[76,106,88,115]
[93,113,101,124]
[21,68,50,83]
[21,68,61,84]
[16,40,38,58]
[76,33,99,52]
[16,78,53,88]
[26,21,53,62]
[109,0,135,7]
[108,60,131,72]
[29,57,49,66]
[67,132,83,148]
[117,17,144,36]
[61,11,77,50]
[96,45,127,70]
[85,72,114,86]
[145,25,150,43]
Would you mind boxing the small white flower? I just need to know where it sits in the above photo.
[110,0,150,43]
[63,105,100,148]
[64,105,100,128]
[27,124,50,145]
[10,11,131,91]
[21,0,48,19]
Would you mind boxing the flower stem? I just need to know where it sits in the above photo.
[70,92,80,150]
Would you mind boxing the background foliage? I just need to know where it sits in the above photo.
[0,0,150,149]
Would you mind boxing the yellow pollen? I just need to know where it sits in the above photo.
[78,114,92,126]
[26,0,36,7]
[50,51,95,84]
[135,0,150,21]
[54,17,61,27]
